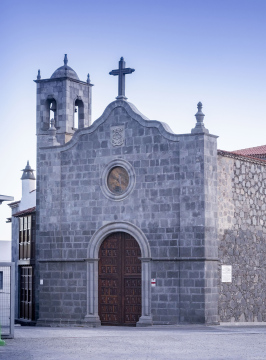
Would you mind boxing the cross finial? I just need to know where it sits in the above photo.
[64,54,68,66]
[109,57,135,100]
[37,69,41,80]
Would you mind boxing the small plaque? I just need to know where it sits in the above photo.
[107,166,129,194]
[151,279,156,287]
[111,125,125,147]
[221,265,232,283]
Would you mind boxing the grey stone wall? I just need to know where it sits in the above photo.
[36,100,218,325]
[178,133,218,324]
[38,261,86,325]
[35,77,92,147]
[218,152,266,322]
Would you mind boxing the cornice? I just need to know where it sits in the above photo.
[40,100,181,152]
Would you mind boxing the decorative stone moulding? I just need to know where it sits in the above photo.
[111,125,125,147]
[84,221,153,327]
[100,159,136,201]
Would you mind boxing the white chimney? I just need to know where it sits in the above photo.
[20,161,36,210]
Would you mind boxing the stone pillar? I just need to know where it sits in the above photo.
[137,258,153,327]
[83,259,101,327]
[178,102,219,324]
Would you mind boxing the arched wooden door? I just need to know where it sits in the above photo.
[98,232,141,326]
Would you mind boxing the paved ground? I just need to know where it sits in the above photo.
[1,325,266,360]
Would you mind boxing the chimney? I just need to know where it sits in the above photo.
[21,161,36,198]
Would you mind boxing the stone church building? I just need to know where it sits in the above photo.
[10,55,266,326]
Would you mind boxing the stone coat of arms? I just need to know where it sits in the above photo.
[111,126,125,147]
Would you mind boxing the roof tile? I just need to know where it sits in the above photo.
[13,207,36,217]
[233,145,266,156]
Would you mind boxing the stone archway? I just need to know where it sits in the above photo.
[83,221,153,327]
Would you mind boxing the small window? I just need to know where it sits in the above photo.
[19,215,32,260]
[74,98,84,129]
[0,271,3,290]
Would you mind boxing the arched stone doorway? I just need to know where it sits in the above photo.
[83,221,153,327]
[99,232,141,326]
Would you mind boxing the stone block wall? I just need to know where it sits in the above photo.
[37,102,181,324]
[38,261,87,325]
[36,77,91,148]
[36,100,218,325]
[218,152,266,322]
[177,133,218,324]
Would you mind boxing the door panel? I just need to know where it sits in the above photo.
[99,232,141,326]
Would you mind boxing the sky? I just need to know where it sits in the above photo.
[0,0,265,240]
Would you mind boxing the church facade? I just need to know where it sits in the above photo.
[11,55,266,326]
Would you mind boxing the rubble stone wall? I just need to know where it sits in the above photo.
[218,153,266,322]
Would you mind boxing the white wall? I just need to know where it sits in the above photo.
[0,241,11,261]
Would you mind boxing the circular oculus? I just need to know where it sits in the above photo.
[107,166,129,194]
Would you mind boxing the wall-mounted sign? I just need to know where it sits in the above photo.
[221,265,232,283]
[151,279,156,287]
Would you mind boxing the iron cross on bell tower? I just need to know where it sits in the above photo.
[109,57,135,100]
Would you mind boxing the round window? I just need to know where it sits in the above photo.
[107,166,129,194]
[100,159,136,201]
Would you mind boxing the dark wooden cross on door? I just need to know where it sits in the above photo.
[109,57,135,100]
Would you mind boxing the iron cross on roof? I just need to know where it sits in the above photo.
[109,57,135,100]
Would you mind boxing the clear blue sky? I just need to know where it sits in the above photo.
[0,0,265,239]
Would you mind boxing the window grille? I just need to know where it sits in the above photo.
[0,263,14,338]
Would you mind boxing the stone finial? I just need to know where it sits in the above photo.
[195,102,204,123]
[86,73,94,87]
[197,101,203,112]
[21,161,35,180]
[37,69,41,80]
[191,101,209,134]
[64,54,68,66]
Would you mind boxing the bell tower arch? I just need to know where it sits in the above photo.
[34,54,93,148]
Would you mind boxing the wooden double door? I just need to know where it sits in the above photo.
[99,232,141,326]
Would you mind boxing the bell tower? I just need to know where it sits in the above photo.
[34,54,93,147]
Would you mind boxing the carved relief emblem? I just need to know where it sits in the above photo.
[111,125,125,147]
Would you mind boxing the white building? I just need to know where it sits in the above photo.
[8,161,36,324]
